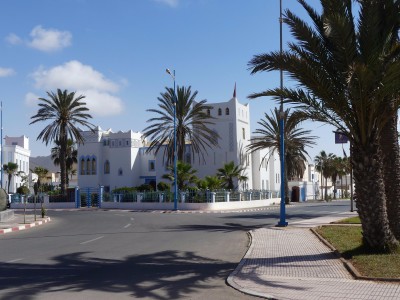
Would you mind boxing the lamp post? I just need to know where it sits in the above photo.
[166,68,178,211]
[277,0,288,227]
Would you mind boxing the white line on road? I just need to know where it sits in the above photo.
[130,217,134,221]
[6,258,24,263]
[80,236,104,245]
[124,223,131,228]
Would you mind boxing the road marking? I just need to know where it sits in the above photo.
[80,236,104,245]
[6,258,23,263]
[124,223,131,228]
[130,217,134,221]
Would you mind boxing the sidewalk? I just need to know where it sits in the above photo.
[0,211,51,234]
[228,211,400,300]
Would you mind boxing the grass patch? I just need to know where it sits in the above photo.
[316,225,400,278]
[336,216,361,224]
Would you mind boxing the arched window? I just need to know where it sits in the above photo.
[92,157,97,175]
[218,108,222,116]
[118,168,123,176]
[104,160,110,174]
[80,158,85,175]
[86,158,92,175]
[207,109,210,116]
[225,107,230,115]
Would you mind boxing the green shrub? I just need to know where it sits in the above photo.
[112,186,136,193]
[157,182,170,191]
[136,184,154,191]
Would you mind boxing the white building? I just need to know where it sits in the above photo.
[2,135,31,193]
[191,96,253,189]
[77,95,313,195]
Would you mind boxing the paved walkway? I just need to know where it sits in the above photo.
[228,212,400,300]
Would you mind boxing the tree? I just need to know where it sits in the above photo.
[31,166,49,194]
[247,108,317,203]
[51,139,77,185]
[314,151,334,201]
[30,89,94,195]
[335,156,347,199]
[248,0,400,250]
[31,166,49,214]
[3,162,19,194]
[197,176,223,191]
[163,161,198,190]
[142,86,219,164]
[217,161,248,190]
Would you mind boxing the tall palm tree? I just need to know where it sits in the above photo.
[342,156,351,198]
[335,157,347,199]
[142,86,219,164]
[163,161,198,190]
[315,151,335,201]
[330,156,343,200]
[51,139,77,186]
[247,0,400,250]
[217,161,248,190]
[30,89,94,195]
[3,162,18,193]
[377,0,400,240]
[247,108,317,203]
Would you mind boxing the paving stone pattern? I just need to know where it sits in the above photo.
[230,228,400,300]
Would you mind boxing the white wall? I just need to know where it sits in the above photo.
[2,135,31,193]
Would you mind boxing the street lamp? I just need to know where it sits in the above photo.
[277,0,288,227]
[166,68,178,211]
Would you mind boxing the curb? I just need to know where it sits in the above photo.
[0,217,51,235]
[226,230,277,300]
[310,226,400,283]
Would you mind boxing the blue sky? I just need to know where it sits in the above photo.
[0,0,349,160]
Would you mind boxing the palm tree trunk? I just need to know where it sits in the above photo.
[352,141,398,250]
[379,110,400,240]
[59,129,67,195]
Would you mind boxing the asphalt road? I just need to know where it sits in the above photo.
[0,201,351,300]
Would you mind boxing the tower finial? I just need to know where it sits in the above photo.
[233,82,236,98]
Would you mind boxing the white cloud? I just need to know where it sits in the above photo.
[6,33,22,45]
[0,67,15,77]
[28,25,72,52]
[153,0,179,7]
[79,89,123,116]
[32,60,119,92]
[29,60,123,117]
[25,92,40,107]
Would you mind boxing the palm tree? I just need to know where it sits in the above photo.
[247,108,317,203]
[314,151,333,201]
[31,166,49,195]
[197,176,223,191]
[142,86,219,164]
[51,139,77,186]
[30,89,94,195]
[342,156,351,198]
[247,0,400,250]
[329,156,342,200]
[162,161,198,190]
[3,162,18,193]
[335,157,347,199]
[31,166,49,220]
[217,161,248,190]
